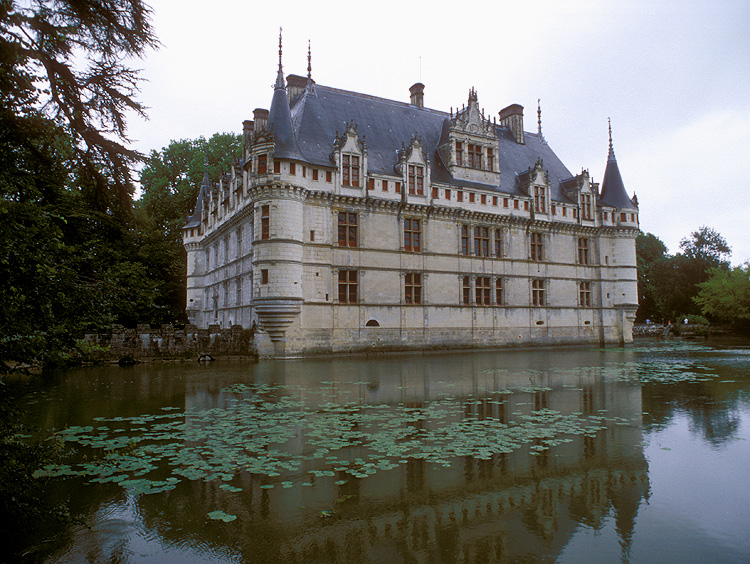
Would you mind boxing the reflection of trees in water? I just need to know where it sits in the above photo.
[642,381,742,446]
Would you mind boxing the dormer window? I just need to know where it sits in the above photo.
[468,144,482,169]
[581,193,593,220]
[533,186,546,213]
[342,154,360,187]
[455,141,463,166]
[487,148,494,171]
[408,165,424,195]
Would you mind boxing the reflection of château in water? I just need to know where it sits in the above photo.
[156,352,649,563]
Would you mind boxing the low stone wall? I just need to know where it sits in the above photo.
[82,324,256,359]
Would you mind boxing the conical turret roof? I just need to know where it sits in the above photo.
[267,29,303,159]
[599,120,637,210]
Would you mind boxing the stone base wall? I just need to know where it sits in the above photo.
[82,324,256,359]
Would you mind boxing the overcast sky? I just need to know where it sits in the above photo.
[127,0,750,263]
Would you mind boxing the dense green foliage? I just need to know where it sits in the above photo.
[694,263,750,332]
[636,227,733,323]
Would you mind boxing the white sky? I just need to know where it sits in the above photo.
[127,0,750,264]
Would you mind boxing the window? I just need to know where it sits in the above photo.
[534,186,546,213]
[469,192,475,203]
[577,238,590,265]
[474,226,489,257]
[261,269,269,284]
[395,181,401,194]
[368,178,375,190]
[206,249,211,270]
[461,224,470,255]
[579,281,592,307]
[342,154,360,187]
[261,205,270,240]
[338,212,358,247]
[312,168,319,181]
[494,229,502,257]
[487,148,494,171]
[493,196,498,206]
[455,141,463,166]
[382,179,388,192]
[476,277,491,305]
[468,144,482,169]
[514,200,519,209]
[621,212,627,222]
[408,165,424,195]
[462,276,471,305]
[503,198,509,208]
[457,190,463,202]
[236,227,242,258]
[326,170,332,182]
[257,154,267,174]
[581,193,592,220]
[223,237,229,264]
[481,194,486,205]
[532,279,545,306]
[530,232,543,261]
[289,162,296,175]
[405,273,422,304]
[302,166,306,178]
[338,270,358,303]
[274,160,281,173]
[236,277,242,305]
[404,218,421,252]
[495,278,503,305]
[445,188,451,200]
[432,187,438,199]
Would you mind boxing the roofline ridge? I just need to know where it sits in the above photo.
[314,84,449,116]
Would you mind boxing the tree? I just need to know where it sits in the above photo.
[136,133,242,321]
[694,263,750,332]
[680,226,731,268]
[636,232,668,321]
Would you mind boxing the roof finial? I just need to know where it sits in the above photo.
[275,27,285,89]
[608,117,616,161]
[307,40,312,80]
[537,98,546,143]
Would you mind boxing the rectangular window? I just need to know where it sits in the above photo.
[481,194,486,205]
[261,269,269,284]
[581,193,592,220]
[290,162,296,175]
[468,144,482,169]
[563,206,567,217]
[445,189,451,200]
[514,200,519,209]
[261,205,270,240]
[326,170,332,183]
[382,179,388,192]
[457,190,464,202]
[342,154,360,187]
[462,276,471,305]
[408,165,424,195]
[532,279,545,306]
[312,168,319,180]
[405,273,422,304]
[274,160,281,173]
[493,196,498,206]
[579,281,592,307]
[494,229,502,257]
[337,212,358,247]
[621,212,627,222]
[503,197,509,208]
[460,224,470,255]
[237,227,242,258]
[258,154,267,174]
[577,238,590,265]
[432,187,439,199]
[530,232,543,261]
[395,181,401,194]
[552,205,556,215]
[456,141,463,166]
[534,186,546,213]
[404,218,421,252]
[487,147,494,170]
[524,201,529,211]
[469,192,475,203]
[476,276,491,306]
[236,277,242,305]
[302,165,306,178]
[368,178,375,190]
[474,226,489,257]
[495,278,503,305]
[338,270,358,303]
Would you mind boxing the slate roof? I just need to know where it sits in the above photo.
[599,143,637,210]
[281,84,581,203]
[184,162,210,229]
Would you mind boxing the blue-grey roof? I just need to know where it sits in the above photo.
[599,146,637,210]
[270,84,581,202]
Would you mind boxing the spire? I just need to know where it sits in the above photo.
[305,39,314,93]
[201,154,210,189]
[537,99,546,143]
[275,27,285,89]
[599,119,636,209]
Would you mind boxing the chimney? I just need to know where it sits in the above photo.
[499,104,524,144]
[253,108,268,132]
[286,74,307,105]
[243,119,253,145]
[409,82,425,108]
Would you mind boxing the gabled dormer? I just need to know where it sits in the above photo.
[396,134,431,199]
[518,158,550,217]
[331,121,367,191]
[437,88,499,186]
[563,169,596,223]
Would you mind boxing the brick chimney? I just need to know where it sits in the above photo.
[409,82,425,108]
[253,108,268,132]
[499,104,524,144]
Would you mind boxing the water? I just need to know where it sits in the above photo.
[16,340,750,563]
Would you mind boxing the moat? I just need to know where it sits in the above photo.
[18,341,750,563]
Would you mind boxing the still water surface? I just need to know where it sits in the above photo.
[19,341,750,563]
